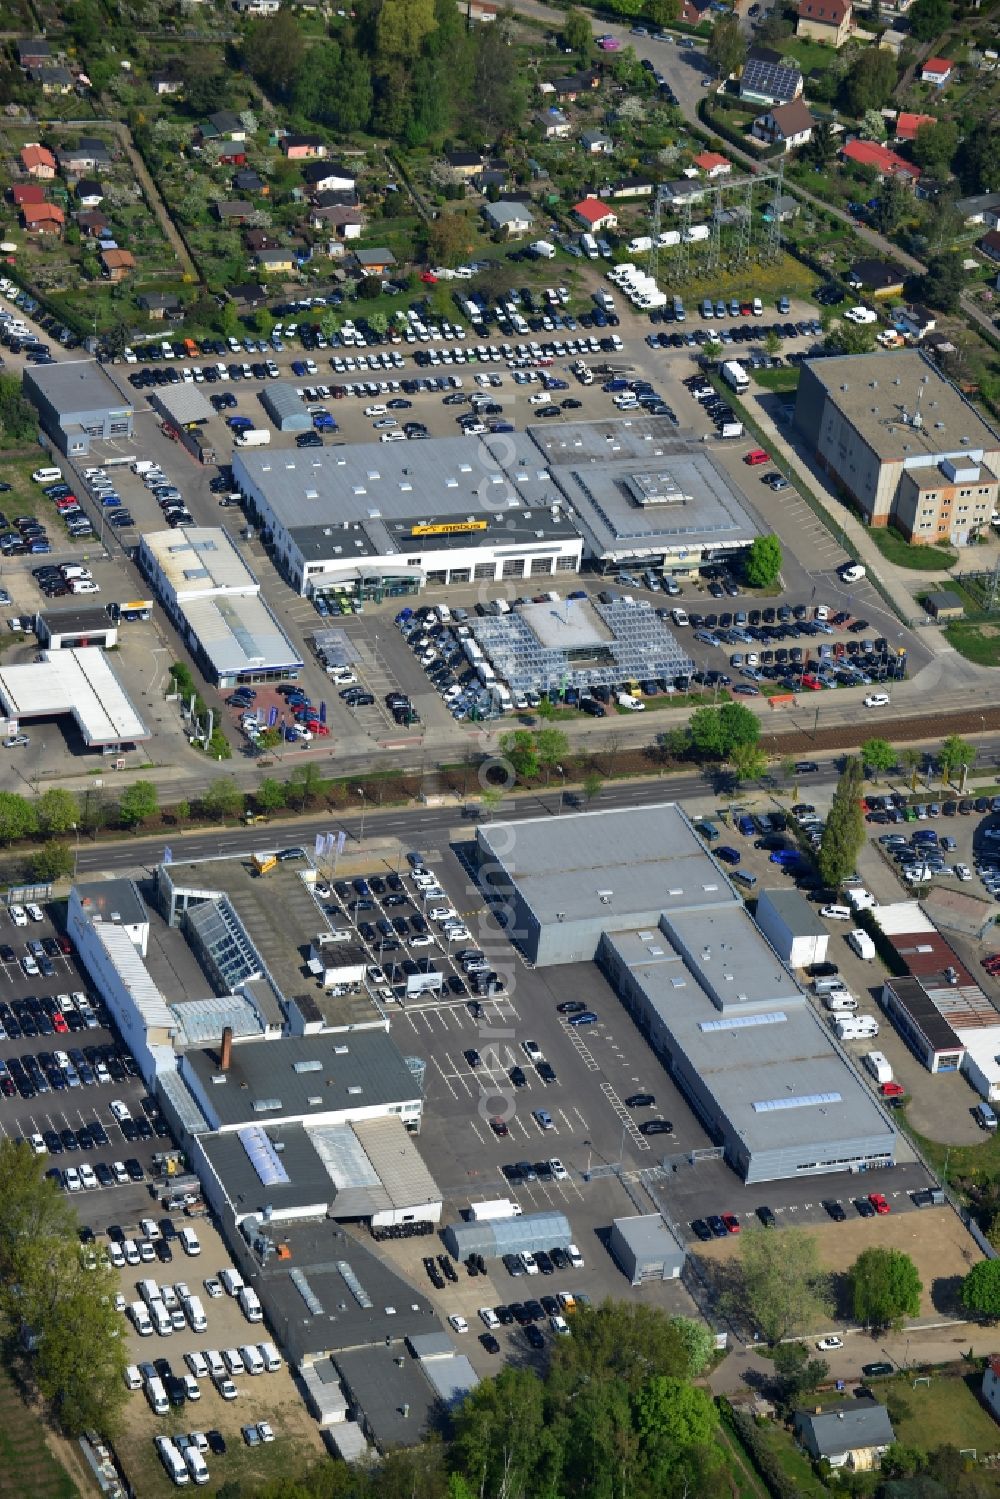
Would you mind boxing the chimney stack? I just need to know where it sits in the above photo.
[221,1027,233,1072]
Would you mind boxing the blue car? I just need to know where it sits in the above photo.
[769,849,803,866]
[737,814,756,836]
[568,1011,598,1027]
[716,846,741,866]
[291,360,307,376]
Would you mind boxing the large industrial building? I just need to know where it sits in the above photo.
[476,805,897,1184]
[138,528,302,687]
[794,350,1000,545]
[22,359,134,456]
[232,419,763,597]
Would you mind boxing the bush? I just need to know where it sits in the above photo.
[722,1404,801,1499]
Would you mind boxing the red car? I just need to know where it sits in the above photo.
[744,449,770,466]
[868,1192,890,1215]
[880,1081,905,1098]
[981,954,1000,973]
[52,1012,68,1034]
[56,936,72,955]
[490,1118,509,1138]
[721,1213,741,1234]
[419,270,438,284]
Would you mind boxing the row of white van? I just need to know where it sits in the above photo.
[156,1434,208,1487]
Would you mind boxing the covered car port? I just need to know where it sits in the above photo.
[262,383,312,432]
[442,1210,571,1260]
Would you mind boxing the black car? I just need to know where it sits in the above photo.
[640,1119,673,1135]
[690,1219,713,1242]
[481,1333,500,1354]
[156,1239,174,1263]
[809,962,840,979]
[206,1430,227,1458]
[509,1065,527,1089]
[525,1324,545,1350]
[862,1361,894,1379]
[625,1093,655,1108]
[536,1061,557,1084]
[854,1197,876,1219]
[94,1162,114,1187]
[556,1000,587,1015]
[447,975,467,996]
[464,1049,482,1069]
[125,1158,144,1182]
[822,1199,847,1222]
[756,1205,776,1228]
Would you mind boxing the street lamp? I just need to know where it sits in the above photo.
[356,787,366,843]
[71,823,80,880]
[555,764,565,815]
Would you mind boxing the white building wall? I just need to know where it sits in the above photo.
[67,916,168,1087]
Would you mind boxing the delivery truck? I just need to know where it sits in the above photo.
[234,428,270,447]
[469,1198,523,1222]
[580,234,599,260]
[721,361,750,396]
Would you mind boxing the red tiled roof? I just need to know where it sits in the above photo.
[841,139,921,180]
[11,184,46,205]
[693,151,730,171]
[573,197,614,224]
[922,56,952,74]
[798,0,850,24]
[21,202,63,224]
[20,144,55,169]
[895,111,936,140]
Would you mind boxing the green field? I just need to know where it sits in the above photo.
[753,367,800,393]
[889,1371,1000,1457]
[0,1370,77,1498]
[868,526,957,572]
[944,620,1000,668]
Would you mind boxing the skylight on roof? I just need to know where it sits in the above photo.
[752,1091,843,1113]
[701,1011,788,1033]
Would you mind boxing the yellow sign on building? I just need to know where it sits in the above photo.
[410,520,488,537]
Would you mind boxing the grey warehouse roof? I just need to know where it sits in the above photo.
[74,877,148,929]
[183,1031,421,1128]
[24,358,133,416]
[181,592,303,678]
[151,384,214,427]
[612,1213,685,1260]
[527,419,762,558]
[759,887,829,938]
[262,383,313,431]
[198,1123,334,1216]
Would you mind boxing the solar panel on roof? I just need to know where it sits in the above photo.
[741,56,801,100]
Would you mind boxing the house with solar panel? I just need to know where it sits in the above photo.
[739,51,805,107]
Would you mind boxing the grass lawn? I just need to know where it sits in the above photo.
[0,1370,77,1498]
[944,620,1000,668]
[754,1422,829,1499]
[753,367,800,393]
[780,36,846,74]
[888,1371,1000,1457]
[868,527,957,571]
[899,1105,999,1183]
[675,252,818,305]
[716,1423,770,1498]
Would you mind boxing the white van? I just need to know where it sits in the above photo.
[123,1363,142,1390]
[152,1302,173,1337]
[847,929,876,961]
[185,1447,209,1486]
[155,1435,189,1485]
[259,1341,282,1373]
[671,607,689,627]
[240,1343,265,1375]
[179,1227,201,1257]
[130,1301,153,1336]
[184,1294,207,1333]
[139,1278,161,1308]
[146,1376,169,1416]
[32,467,63,484]
[220,1266,244,1296]
[238,1285,263,1323]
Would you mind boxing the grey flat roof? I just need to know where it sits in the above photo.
[24,359,132,416]
[198,1123,333,1216]
[527,419,761,557]
[666,904,803,1013]
[799,350,1000,463]
[234,436,580,560]
[759,887,829,938]
[37,606,114,638]
[74,877,148,929]
[604,922,895,1157]
[184,1030,420,1128]
[612,1213,685,1259]
[477,803,735,928]
[262,383,313,423]
[181,592,303,677]
[151,384,214,426]
[256,1217,440,1364]
[336,1345,438,1449]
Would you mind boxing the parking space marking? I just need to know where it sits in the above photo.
[429,1055,460,1101]
[600,1081,651,1153]
[560,1022,600,1072]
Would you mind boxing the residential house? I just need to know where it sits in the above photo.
[229,283,266,308]
[581,130,612,154]
[233,169,266,195]
[444,149,484,179]
[254,247,295,274]
[896,304,936,340]
[217,147,247,167]
[77,209,110,238]
[151,72,182,96]
[10,184,46,207]
[100,247,135,281]
[841,138,921,183]
[680,0,712,22]
[482,200,534,237]
[552,69,599,102]
[244,227,279,254]
[607,175,654,199]
[20,144,56,180]
[848,256,907,295]
[461,0,498,21]
[980,230,1000,263]
[281,134,327,160]
[58,140,111,173]
[309,193,362,228]
[214,200,254,225]
[879,26,908,53]
[920,56,953,86]
[202,110,247,144]
[303,162,355,194]
[894,111,936,142]
[957,191,1000,228]
[354,247,396,274]
[693,150,732,178]
[536,108,570,139]
[751,97,815,150]
[573,196,617,231]
[761,193,800,222]
[321,206,364,240]
[476,168,509,192]
[796,0,852,46]
[138,292,181,320]
[665,178,707,207]
[31,66,74,94]
[739,52,804,105]
[16,38,51,69]
[232,0,281,11]
[21,202,64,234]
[793,1402,894,1471]
[75,180,104,208]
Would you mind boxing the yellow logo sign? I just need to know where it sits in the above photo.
[410,521,488,537]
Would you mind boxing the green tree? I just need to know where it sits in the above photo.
[427,211,473,267]
[873,174,910,234]
[118,780,158,829]
[37,788,79,837]
[912,119,959,180]
[731,1227,833,1345]
[809,120,836,168]
[472,17,526,134]
[718,700,760,754]
[30,1249,128,1436]
[632,1376,719,1490]
[730,742,768,783]
[770,1341,830,1414]
[668,1316,715,1377]
[707,13,747,79]
[207,726,232,760]
[688,705,727,758]
[499,729,540,780]
[843,47,897,113]
[818,757,865,887]
[376,0,438,59]
[549,1301,690,1394]
[916,252,964,312]
[0,375,38,445]
[860,737,896,778]
[908,0,951,40]
[764,328,782,356]
[256,727,282,752]
[242,9,305,98]
[860,108,888,142]
[451,1366,548,1499]
[851,1246,922,1331]
[200,777,244,821]
[648,0,681,21]
[581,770,603,805]
[479,785,503,819]
[0,1138,76,1291]
[535,727,570,782]
[254,777,286,812]
[357,274,383,301]
[31,841,74,883]
[292,41,373,132]
[287,763,328,809]
[563,6,593,56]
[960,1258,1000,1321]
[826,318,879,355]
[0,791,36,845]
[939,734,973,781]
[744,534,783,588]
